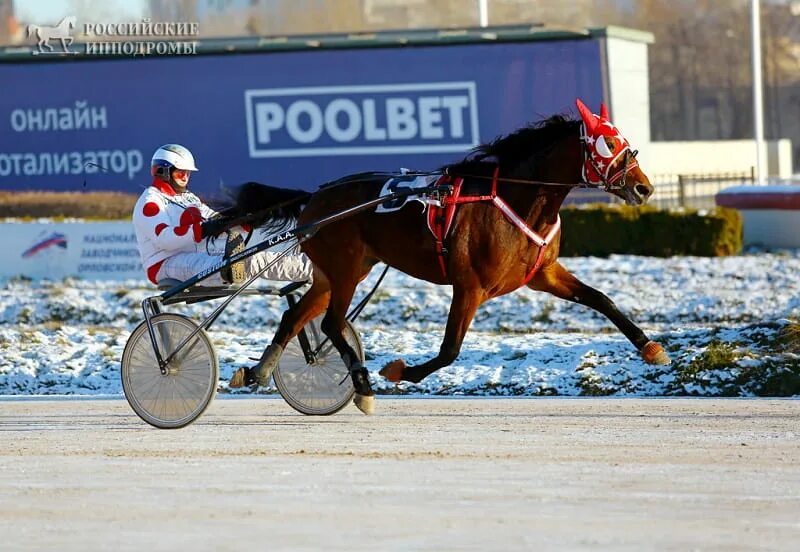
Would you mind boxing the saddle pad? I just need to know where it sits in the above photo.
[375,173,442,213]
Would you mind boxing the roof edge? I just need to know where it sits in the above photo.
[588,25,655,44]
[0,24,653,62]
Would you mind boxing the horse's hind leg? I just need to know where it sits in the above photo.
[380,286,485,384]
[273,272,331,347]
[229,274,330,388]
[320,273,374,414]
[294,230,376,413]
[529,262,670,364]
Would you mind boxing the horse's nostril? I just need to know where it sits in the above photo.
[635,184,651,198]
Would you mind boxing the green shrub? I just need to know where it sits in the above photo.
[559,204,742,257]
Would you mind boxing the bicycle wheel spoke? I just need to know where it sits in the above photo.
[274,315,359,415]
[122,314,217,429]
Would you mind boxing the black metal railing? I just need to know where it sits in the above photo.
[650,168,756,209]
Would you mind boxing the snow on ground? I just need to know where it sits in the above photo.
[1,251,799,397]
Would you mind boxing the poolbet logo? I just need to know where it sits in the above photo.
[245,82,479,157]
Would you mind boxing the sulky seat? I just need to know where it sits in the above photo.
[157,278,232,292]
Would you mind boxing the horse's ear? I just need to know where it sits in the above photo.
[575,99,597,132]
[600,102,610,121]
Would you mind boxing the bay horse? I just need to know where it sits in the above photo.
[222,99,671,415]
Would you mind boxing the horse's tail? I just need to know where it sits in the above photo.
[26,24,37,37]
[233,182,311,234]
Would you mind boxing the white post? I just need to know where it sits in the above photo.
[478,0,489,27]
[751,0,766,185]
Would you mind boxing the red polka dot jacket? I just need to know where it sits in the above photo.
[132,178,218,284]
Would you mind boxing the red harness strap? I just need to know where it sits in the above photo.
[427,174,463,278]
[427,168,561,286]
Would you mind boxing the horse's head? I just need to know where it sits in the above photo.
[576,99,653,206]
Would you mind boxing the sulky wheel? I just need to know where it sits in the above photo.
[121,313,218,429]
[273,314,361,415]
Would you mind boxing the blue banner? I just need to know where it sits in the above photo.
[0,40,602,196]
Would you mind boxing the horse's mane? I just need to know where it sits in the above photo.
[446,115,580,174]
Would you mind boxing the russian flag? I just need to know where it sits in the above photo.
[22,232,68,258]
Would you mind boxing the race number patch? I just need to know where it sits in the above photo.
[375,173,441,213]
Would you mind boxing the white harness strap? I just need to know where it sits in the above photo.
[492,196,561,248]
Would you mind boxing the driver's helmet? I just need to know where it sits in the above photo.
[150,144,199,181]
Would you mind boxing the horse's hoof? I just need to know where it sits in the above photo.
[350,366,374,415]
[353,393,375,416]
[379,359,406,382]
[642,341,671,365]
[228,367,256,389]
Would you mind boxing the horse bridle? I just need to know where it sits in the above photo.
[584,147,640,192]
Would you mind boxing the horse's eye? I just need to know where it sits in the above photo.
[596,136,614,157]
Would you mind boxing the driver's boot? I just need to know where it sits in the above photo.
[221,230,246,285]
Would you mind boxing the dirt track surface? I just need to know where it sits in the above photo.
[1,397,799,551]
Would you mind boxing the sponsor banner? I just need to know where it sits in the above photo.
[0,40,603,194]
[1,222,143,280]
[245,82,479,157]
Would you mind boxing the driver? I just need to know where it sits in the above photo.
[132,144,313,287]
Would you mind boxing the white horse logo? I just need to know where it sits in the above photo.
[27,16,77,54]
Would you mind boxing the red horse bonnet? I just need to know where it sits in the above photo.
[575,98,635,187]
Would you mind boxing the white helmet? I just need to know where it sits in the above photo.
[151,144,199,180]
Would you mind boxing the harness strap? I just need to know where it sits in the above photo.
[428,167,560,286]
[427,174,464,278]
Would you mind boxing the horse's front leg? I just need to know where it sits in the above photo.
[529,262,670,364]
[380,286,485,384]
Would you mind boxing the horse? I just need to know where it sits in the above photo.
[220,99,671,415]
[27,16,76,53]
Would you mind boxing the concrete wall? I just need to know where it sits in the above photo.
[740,210,800,248]
[602,28,653,170]
[646,139,794,178]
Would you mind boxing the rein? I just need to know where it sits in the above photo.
[445,172,586,189]
[314,124,640,192]
[315,158,637,192]
[450,149,640,191]
[325,169,590,190]
[212,194,310,230]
